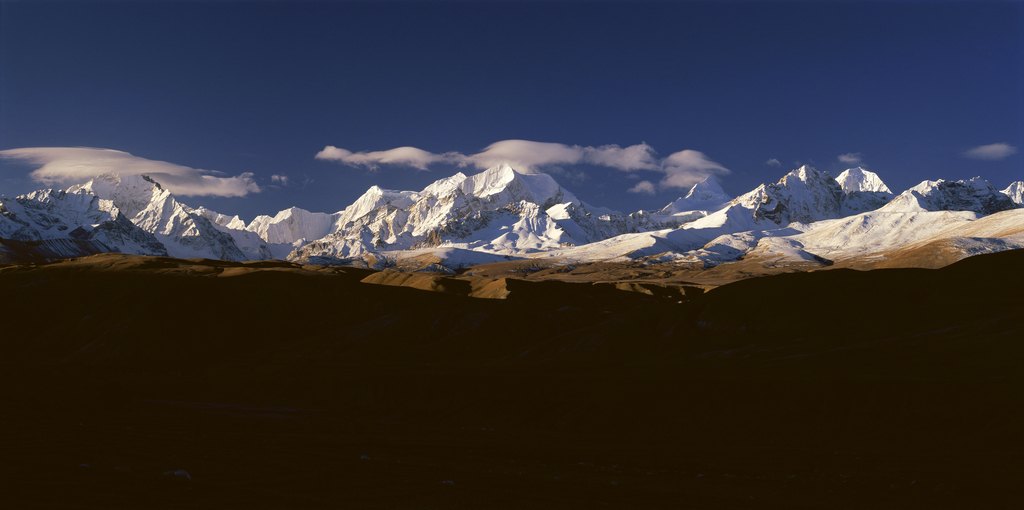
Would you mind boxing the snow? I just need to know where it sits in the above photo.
[245,206,338,245]
[728,165,847,227]
[763,208,1024,265]
[835,167,892,194]
[6,163,1020,271]
[1002,181,1024,206]
[658,176,732,215]
[192,207,247,230]
[289,163,677,261]
[882,177,1017,214]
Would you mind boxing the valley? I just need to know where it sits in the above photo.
[1,250,1021,508]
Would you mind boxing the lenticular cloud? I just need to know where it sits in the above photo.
[961,143,1018,161]
[1,147,260,197]
[658,150,731,190]
[315,146,461,171]
[316,139,728,190]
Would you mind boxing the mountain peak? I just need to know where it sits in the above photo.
[69,173,171,220]
[784,165,827,183]
[835,167,892,194]
[733,165,845,226]
[490,161,520,175]
[458,164,578,208]
[684,176,728,200]
[1002,181,1024,206]
[659,177,732,215]
[884,177,1018,214]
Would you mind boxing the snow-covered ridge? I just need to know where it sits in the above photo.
[882,177,1017,214]
[2,164,1020,271]
[289,163,664,262]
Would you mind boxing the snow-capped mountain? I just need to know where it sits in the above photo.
[521,166,1021,270]
[0,184,167,257]
[719,165,889,229]
[835,167,892,194]
[881,177,1017,214]
[834,167,894,215]
[1002,181,1024,206]
[71,174,271,261]
[245,207,337,246]
[658,177,732,215]
[516,165,885,265]
[289,163,692,263]
[2,162,1020,272]
[0,174,272,261]
[732,165,847,226]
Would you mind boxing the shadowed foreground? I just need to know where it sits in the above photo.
[1,251,1021,508]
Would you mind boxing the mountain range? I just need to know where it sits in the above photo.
[2,163,1022,270]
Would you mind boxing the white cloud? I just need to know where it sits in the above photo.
[582,143,659,171]
[463,140,658,174]
[314,145,459,171]
[271,174,290,185]
[316,140,658,175]
[627,180,656,194]
[961,143,1018,160]
[316,140,729,190]
[463,140,583,173]
[658,150,731,189]
[0,147,260,197]
[838,152,864,165]
[766,158,781,167]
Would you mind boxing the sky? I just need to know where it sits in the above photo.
[2,0,1022,222]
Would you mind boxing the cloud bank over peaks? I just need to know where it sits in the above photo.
[0,147,260,197]
[315,146,462,171]
[464,140,659,173]
[961,143,1018,160]
[316,140,730,191]
[316,140,658,174]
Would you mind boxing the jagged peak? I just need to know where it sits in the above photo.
[74,173,166,198]
[485,161,521,175]
[1002,181,1024,206]
[773,166,844,196]
[659,177,732,215]
[835,167,892,194]
[908,177,997,194]
[782,165,828,183]
[139,174,164,190]
[193,206,247,230]
[421,171,469,197]
[684,176,729,200]
[884,176,1017,214]
[964,176,991,190]
[462,163,521,196]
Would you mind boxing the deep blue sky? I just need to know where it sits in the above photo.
[2,0,1022,221]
